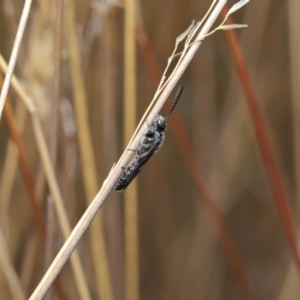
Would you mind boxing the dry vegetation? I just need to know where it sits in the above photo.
[0,0,299,300]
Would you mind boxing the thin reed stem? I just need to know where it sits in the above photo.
[124,1,139,300]
[0,54,91,300]
[65,1,113,299]
[0,0,32,119]
[49,0,64,167]
[223,8,300,273]
[2,87,46,238]
[0,231,25,300]
[1,80,70,300]
[0,102,27,220]
[44,3,64,297]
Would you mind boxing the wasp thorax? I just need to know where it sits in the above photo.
[154,115,166,131]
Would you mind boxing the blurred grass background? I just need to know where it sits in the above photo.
[0,0,299,299]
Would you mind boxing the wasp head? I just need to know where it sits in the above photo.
[154,115,167,132]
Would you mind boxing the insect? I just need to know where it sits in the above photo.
[115,85,184,192]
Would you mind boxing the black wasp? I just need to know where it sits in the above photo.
[115,85,183,192]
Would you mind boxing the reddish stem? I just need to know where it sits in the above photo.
[136,20,259,300]
[223,8,300,272]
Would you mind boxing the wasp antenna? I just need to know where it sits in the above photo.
[166,85,183,119]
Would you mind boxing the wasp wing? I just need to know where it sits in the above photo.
[115,138,161,191]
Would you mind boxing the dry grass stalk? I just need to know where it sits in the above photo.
[0,0,32,119]
[1,84,46,238]
[19,231,38,295]
[124,1,139,300]
[48,0,64,168]
[0,102,27,221]
[0,53,91,300]
[43,2,64,298]
[0,231,25,300]
[65,0,113,299]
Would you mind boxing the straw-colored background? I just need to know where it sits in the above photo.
[0,0,298,299]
